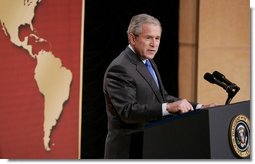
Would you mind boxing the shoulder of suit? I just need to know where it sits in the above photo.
[124,47,143,65]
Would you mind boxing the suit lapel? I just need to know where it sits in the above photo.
[149,60,166,102]
[125,47,164,102]
[136,62,164,103]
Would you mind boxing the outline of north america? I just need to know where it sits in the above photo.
[0,0,73,151]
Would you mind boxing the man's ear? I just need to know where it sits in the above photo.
[128,33,136,45]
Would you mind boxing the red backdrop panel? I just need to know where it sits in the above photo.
[0,0,83,158]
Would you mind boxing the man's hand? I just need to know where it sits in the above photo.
[167,99,194,114]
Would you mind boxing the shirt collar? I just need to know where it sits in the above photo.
[128,44,147,64]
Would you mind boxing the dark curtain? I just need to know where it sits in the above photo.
[81,0,179,158]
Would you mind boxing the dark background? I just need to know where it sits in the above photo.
[81,0,180,158]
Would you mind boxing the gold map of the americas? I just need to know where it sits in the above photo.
[0,0,72,151]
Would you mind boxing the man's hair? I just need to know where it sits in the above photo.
[127,13,162,36]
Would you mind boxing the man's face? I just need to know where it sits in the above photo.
[131,23,161,60]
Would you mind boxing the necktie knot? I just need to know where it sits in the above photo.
[145,60,151,67]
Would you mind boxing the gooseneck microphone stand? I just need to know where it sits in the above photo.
[225,84,240,105]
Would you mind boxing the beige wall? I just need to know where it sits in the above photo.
[179,0,250,105]
[179,0,199,101]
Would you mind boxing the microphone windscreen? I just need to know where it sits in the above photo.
[204,72,215,84]
[212,71,224,79]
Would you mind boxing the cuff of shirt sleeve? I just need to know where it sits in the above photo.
[162,103,169,116]
[196,103,203,109]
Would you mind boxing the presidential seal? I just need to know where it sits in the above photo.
[229,114,250,158]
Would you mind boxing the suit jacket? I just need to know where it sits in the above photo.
[103,46,197,158]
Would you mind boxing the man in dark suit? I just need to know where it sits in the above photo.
[103,13,216,159]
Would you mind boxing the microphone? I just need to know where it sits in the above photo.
[204,72,229,90]
[212,71,235,86]
[204,71,240,105]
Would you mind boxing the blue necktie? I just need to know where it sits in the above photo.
[145,60,159,88]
